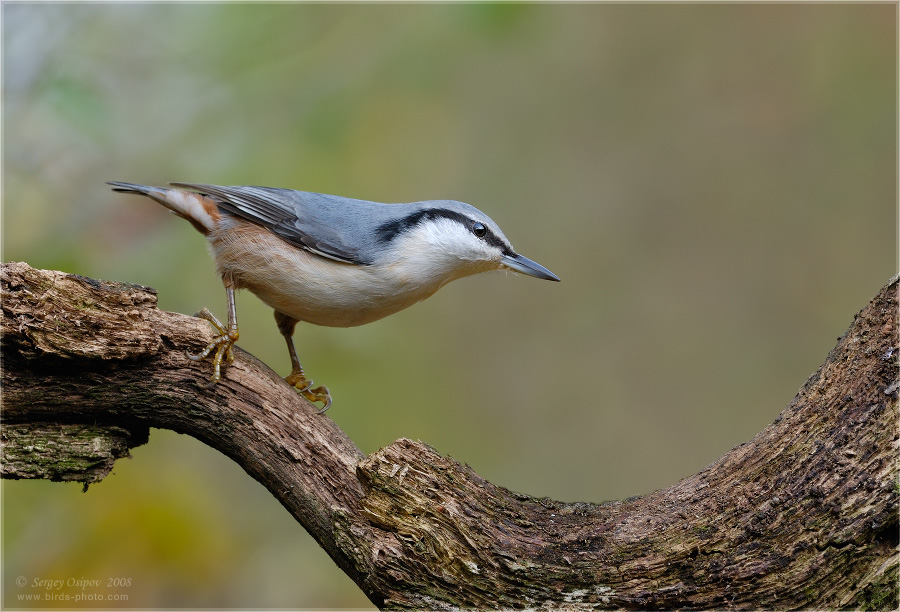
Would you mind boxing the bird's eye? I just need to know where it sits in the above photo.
[472,222,487,238]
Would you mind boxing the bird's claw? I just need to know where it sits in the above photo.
[188,307,239,387]
[305,385,332,413]
[285,370,332,413]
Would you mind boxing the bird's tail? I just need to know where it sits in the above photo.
[107,181,219,234]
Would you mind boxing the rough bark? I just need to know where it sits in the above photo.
[1,261,897,610]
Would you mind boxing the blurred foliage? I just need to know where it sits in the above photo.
[2,3,895,609]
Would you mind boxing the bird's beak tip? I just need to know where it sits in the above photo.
[501,253,560,282]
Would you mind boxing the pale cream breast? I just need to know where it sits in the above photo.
[206,217,452,327]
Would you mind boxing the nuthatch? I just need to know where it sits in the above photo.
[108,182,559,410]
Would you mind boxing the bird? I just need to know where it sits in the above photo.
[107,182,560,411]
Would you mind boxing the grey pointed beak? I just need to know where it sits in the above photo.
[501,253,560,282]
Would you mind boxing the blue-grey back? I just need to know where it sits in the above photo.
[170,183,511,266]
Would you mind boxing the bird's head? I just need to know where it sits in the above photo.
[375,201,560,286]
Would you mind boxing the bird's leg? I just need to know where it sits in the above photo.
[275,311,332,412]
[187,282,239,388]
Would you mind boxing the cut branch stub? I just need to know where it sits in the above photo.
[1,423,148,485]
[1,263,162,360]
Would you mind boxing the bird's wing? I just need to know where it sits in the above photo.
[170,183,365,265]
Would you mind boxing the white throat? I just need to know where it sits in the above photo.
[380,218,504,288]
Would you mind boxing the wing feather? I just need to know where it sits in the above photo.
[170,182,364,264]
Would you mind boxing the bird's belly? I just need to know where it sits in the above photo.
[208,221,441,327]
[247,265,433,328]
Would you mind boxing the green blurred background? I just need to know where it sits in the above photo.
[2,3,895,609]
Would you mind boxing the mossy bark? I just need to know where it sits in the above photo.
[2,261,897,610]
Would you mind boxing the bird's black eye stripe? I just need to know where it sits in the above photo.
[376,208,464,244]
[469,222,507,251]
[376,207,509,251]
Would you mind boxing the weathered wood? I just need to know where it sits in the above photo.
[1,261,897,610]
[1,423,147,485]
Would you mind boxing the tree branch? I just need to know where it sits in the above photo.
[2,261,897,610]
